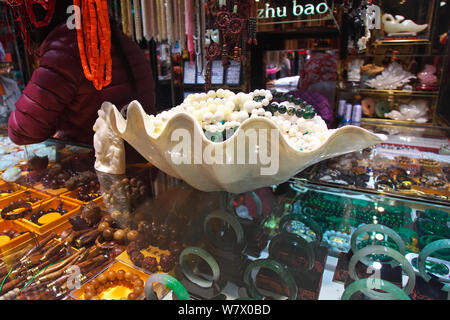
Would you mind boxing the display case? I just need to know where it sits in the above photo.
[0,125,448,301]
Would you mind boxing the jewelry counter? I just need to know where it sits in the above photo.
[0,131,448,300]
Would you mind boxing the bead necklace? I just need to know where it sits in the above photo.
[74,0,112,91]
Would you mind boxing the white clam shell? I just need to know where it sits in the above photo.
[94,101,385,194]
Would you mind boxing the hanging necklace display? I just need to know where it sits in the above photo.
[165,0,173,45]
[120,0,129,36]
[141,0,152,41]
[6,0,57,54]
[185,0,195,64]
[133,0,142,42]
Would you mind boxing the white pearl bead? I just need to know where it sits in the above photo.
[203,111,213,123]
[264,111,272,118]
[251,108,259,115]
[266,93,273,101]
[238,111,249,122]
[207,90,216,98]
[209,124,218,132]
[262,99,270,106]
[282,123,291,132]
[213,111,224,122]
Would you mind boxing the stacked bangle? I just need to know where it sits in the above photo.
[145,273,190,300]
[351,224,406,267]
[348,245,415,300]
[418,239,450,290]
[342,279,410,300]
[179,247,220,289]
[243,258,297,300]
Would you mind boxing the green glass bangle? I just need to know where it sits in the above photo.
[243,259,298,300]
[203,209,244,249]
[342,279,410,300]
[418,239,450,288]
[179,247,220,289]
[348,245,415,300]
[351,224,406,266]
[268,232,315,270]
[145,273,190,300]
[279,213,323,243]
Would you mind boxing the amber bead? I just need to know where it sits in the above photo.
[124,271,133,281]
[117,269,125,281]
[134,278,144,287]
[133,286,143,296]
[102,227,114,241]
[113,229,125,243]
[127,230,139,242]
[90,279,99,289]
[97,274,107,284]
[84,284,95,293]
[84,291,95,300]
[107,270,116,282]
[97,222,109,232]
[131,274,140,283]
[127,292,137,300]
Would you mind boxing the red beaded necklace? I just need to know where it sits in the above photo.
[6,0,56,53]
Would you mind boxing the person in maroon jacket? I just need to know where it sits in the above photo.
[8,0,156,146]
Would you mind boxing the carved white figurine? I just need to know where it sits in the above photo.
[347,59,365,82]
[365,62,416,90]
[93,104,126,175]
[382,14,428,36]
[384,100,429,123]
[93,90,384,194]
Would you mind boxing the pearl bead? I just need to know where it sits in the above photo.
[213,111,224,122]
[207,90,216,98]
[264,111,272,118]
[209,124,218,132]
[238,111,249,122]
[203,112,213,123]
[262,99,270,106]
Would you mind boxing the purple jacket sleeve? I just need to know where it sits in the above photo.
[8,44,81,145]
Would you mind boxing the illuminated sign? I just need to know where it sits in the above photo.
[256,0,333,25]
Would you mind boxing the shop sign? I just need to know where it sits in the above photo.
[256,0,333,25]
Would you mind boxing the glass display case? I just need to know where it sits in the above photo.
[0,126,448,301]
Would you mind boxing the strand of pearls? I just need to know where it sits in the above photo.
[146,89,333,152]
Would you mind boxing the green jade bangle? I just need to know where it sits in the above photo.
[351,224,406,267]
[145,273,190,300]
[342,279,410,300]
[418,239,450,292]
[203,210,244,249]
[179,247,220,288]
[269,232,315,270]
[348,245,415,300]
[243,259,297,300]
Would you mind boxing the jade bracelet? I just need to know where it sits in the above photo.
[418,239,450,289]
[351,224,406,267]
[179,247,220,289]
[203,209,244,250]
[268,232,315,270]
[348,245,415,300]
[243,258,297,300]
[145,273,190,300]
[342,279,410,300]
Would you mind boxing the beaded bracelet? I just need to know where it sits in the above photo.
[145,273,190,300]
[243,258,297,300]
[342,278,410,300]
[1,201,32,220]
[348,245,416,300]
[83,269,145,300]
